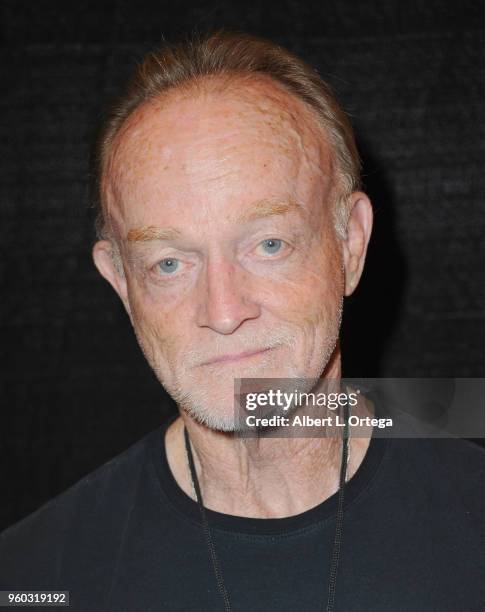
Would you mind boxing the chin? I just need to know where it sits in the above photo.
[185,405,239,433]
[160,340,337,430]
[169,367,305,434]
[163,371,233,429]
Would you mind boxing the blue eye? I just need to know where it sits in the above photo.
[261,238,282,254]
[158,258,179,274]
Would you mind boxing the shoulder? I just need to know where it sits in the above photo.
[426,435,485,467]
[389,434,485,475]
[426,436,485,495]
[382,405,485,484]
[0,427,162,587]
[384,435,485,517]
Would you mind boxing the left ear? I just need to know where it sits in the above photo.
[341,192,373,297]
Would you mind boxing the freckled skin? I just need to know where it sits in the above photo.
[100,77,352,430]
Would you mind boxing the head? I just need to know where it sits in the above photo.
[92,31,373,431]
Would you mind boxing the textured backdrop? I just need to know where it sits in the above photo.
[1,0,484,530]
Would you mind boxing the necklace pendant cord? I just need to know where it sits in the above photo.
[325,403,350,612]
[184,425,232,612]
[183,403,351,612]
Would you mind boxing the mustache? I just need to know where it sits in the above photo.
[183,328,298,368]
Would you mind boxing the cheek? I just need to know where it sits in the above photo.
[257,242,344,329]
[126,276,188,362]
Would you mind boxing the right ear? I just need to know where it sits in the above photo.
[92,240,132,320]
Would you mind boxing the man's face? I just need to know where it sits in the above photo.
[102,78,346,430]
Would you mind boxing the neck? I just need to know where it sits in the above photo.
[165,352,374,519]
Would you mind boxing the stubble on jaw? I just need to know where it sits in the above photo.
[118,221,345,434]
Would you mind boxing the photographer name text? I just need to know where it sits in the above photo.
[245,414,393,429]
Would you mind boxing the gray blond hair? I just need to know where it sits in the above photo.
[92,29,362,242]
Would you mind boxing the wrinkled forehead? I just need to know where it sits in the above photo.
[102,75,335,235]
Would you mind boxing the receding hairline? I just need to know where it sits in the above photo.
[101,71,337,221]
[93,31,362,243]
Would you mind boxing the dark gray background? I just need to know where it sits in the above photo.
[1,0,484,530]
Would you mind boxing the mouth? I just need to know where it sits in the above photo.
[199,347,274,367]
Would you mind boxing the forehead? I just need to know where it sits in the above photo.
[104,75,334,233]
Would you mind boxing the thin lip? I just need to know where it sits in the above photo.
[199,346,273,367]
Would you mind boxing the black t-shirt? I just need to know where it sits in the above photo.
[1,407,485,611]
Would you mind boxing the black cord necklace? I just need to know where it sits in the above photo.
[183,403,350,612]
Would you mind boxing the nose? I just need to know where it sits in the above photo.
[196,256,261,334]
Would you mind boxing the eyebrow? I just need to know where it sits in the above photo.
[235,198,304,223]
[125,199,303,243]
[126,226,181,242]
